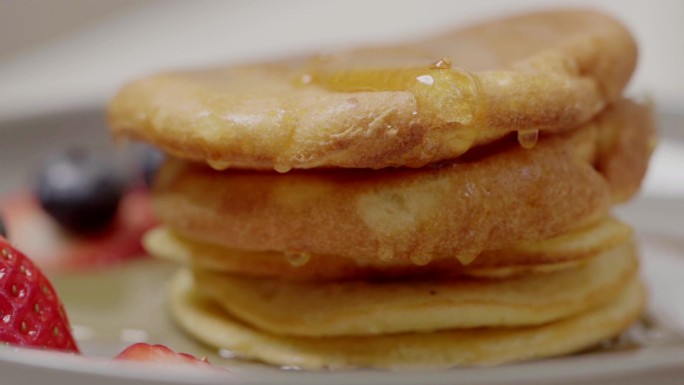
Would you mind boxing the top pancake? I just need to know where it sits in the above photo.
[108,10,637,170]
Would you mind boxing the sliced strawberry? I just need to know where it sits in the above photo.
[0,236,78,352]
[116,343,210,367]
[0,189,157,272]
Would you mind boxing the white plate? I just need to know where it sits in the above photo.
[0,110,682,385]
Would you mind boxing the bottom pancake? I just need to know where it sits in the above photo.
[169,270,645,370]
[192,242,636,336]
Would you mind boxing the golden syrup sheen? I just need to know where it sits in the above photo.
[292,56,493,165]
[301,66,480,127]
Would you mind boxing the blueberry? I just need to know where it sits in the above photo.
[139,145,165,188]
[0,212,6,238]
[36,148,124,235]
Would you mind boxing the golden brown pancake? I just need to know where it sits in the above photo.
[170,270,645,369]
[152,100,652,264]
[144,217,631,281]
[109,10,636,170]
[595,100,658,202]
[192,241,636,336]
[107,7,653,370]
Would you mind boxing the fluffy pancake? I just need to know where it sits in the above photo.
[144,217,631,281]
[193,241,636,336]
[109,10,636,170]
[152,100,652,264]
[170,270,645,369]
[594,100,658,202]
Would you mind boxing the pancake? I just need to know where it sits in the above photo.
[594,100,658,203]
[193,241,636,337]
[170,270,645,369]
[144,217,632,281]
[152,100,653,264]
[109,10,636,170]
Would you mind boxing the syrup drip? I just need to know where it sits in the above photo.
[455,252,478,266]
[273,164,292,173]
[430,57,452,70]
[284,251,311,267]
[517,129,539,150]
[409,253,432,266]
[207,159,232,171]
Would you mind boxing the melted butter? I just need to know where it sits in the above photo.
[517,129,539,149]
[284,251,311,267]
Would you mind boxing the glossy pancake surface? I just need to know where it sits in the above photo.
[109,10,637,170]
[170,270,645,369]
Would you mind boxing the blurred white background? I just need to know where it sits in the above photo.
[0,0,682,122]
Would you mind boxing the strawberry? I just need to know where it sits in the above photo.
[0,236,78,352]
[0,189,157,271]
[116,343,210,367]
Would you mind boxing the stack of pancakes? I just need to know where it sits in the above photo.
[109,10,655,369]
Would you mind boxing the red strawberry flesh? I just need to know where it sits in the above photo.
[0,237,78,352]
[116,343,210,366]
